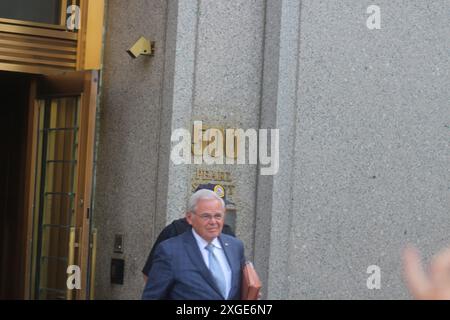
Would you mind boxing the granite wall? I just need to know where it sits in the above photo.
[93,0,168,299]
[95,0,450,299]
[255,0,450,299]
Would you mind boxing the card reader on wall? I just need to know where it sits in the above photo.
[111,258,124,285]
[114,234,124,253]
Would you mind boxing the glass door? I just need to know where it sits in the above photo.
[27,71,98,300]
[33,97,79,299]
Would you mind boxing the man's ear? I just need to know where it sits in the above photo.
[186,212,193,225]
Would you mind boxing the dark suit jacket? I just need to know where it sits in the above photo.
[141,230,245,300]
[142,218,235,276]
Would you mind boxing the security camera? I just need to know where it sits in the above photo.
[127,37,154,58]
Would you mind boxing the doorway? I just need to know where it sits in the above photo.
[0,70,98,300]
[0,71,31,299]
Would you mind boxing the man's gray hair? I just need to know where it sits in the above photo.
[188,189,225,213]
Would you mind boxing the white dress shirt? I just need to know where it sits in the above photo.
[191,229,232,298]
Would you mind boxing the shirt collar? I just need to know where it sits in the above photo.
[191,229,222,250]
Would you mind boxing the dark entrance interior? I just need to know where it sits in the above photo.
[0,71,31,299]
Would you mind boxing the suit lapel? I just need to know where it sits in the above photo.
[182,231,224,298]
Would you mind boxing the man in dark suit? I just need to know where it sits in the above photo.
[142,189,245,300]
[141,183,235,282]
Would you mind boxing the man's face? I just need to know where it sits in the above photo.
[186,198,225,242]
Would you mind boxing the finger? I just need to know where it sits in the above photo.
[430,247,450,287]
[403,246,431,299]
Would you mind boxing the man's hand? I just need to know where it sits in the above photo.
[403,246,450,300]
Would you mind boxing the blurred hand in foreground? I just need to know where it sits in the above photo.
[403,246,450,300]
